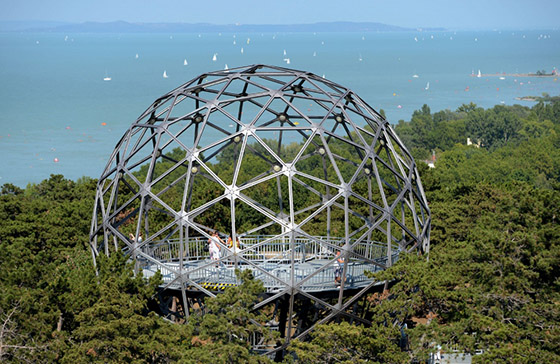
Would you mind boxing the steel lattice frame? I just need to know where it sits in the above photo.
[90,64,430,353]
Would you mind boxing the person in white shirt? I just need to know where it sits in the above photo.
[208,231,224,266]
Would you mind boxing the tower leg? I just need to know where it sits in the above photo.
[274,296,289,361]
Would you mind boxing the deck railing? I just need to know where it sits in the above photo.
[133,235,400,292]
[140,235,395,265]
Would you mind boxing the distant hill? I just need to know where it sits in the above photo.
[1,20,445,33]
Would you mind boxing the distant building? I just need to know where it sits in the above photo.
[466,137,481,148]
[425,150,436,168]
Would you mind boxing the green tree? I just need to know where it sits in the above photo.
[288,321,408,364]
[181,269,275,364]
[371,182,560,363]
[59,251,189,363]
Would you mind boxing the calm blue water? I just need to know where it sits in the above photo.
[1,30,559,186]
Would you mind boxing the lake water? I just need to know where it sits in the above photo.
[1,30,559,186]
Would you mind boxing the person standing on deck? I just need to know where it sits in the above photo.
[227,235,241,253]
[129,232,142,243]
[334,251,345,286]
[208,231,224,266]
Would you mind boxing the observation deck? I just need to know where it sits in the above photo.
[90,65,430,351]
[133,235,399,294]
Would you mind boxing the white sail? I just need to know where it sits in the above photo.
[240,47,244,54]
[184,59,188,66]
[425,82,430,90]
[163,70,168,78]
[135,53,139,59]
[224,64,229,70]
[212,53,217,62]
[477,69,482,78]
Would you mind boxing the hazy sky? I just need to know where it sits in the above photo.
[1,0,559,30]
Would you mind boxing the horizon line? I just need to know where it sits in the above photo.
[1,20,558,32]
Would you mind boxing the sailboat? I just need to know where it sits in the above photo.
[184,59,188,66]
[240,47,244,54]
[224,64,229,70]
[212,53,217,62]
[283,58,290,64]
[163,70,168,79]
[313,51,316,57]
[135,53,139,59]
[477,70,482,78]
[412,74,419,78]
[425,82,430,90]
[103,71,111,81]
[283,49,287,56]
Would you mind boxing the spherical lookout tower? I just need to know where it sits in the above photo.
[90,64,430,353]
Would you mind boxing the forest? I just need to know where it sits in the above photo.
[1,99,559,363]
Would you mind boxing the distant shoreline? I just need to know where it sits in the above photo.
[472,72,558,78]
[515,94,560,102]
[515,96,539,101]
[0,20,446,33]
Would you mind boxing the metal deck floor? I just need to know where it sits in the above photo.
[141,258,385,293]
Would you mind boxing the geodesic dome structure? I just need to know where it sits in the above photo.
[90,64,430,351]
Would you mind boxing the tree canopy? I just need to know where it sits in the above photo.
[1,99,559,363]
